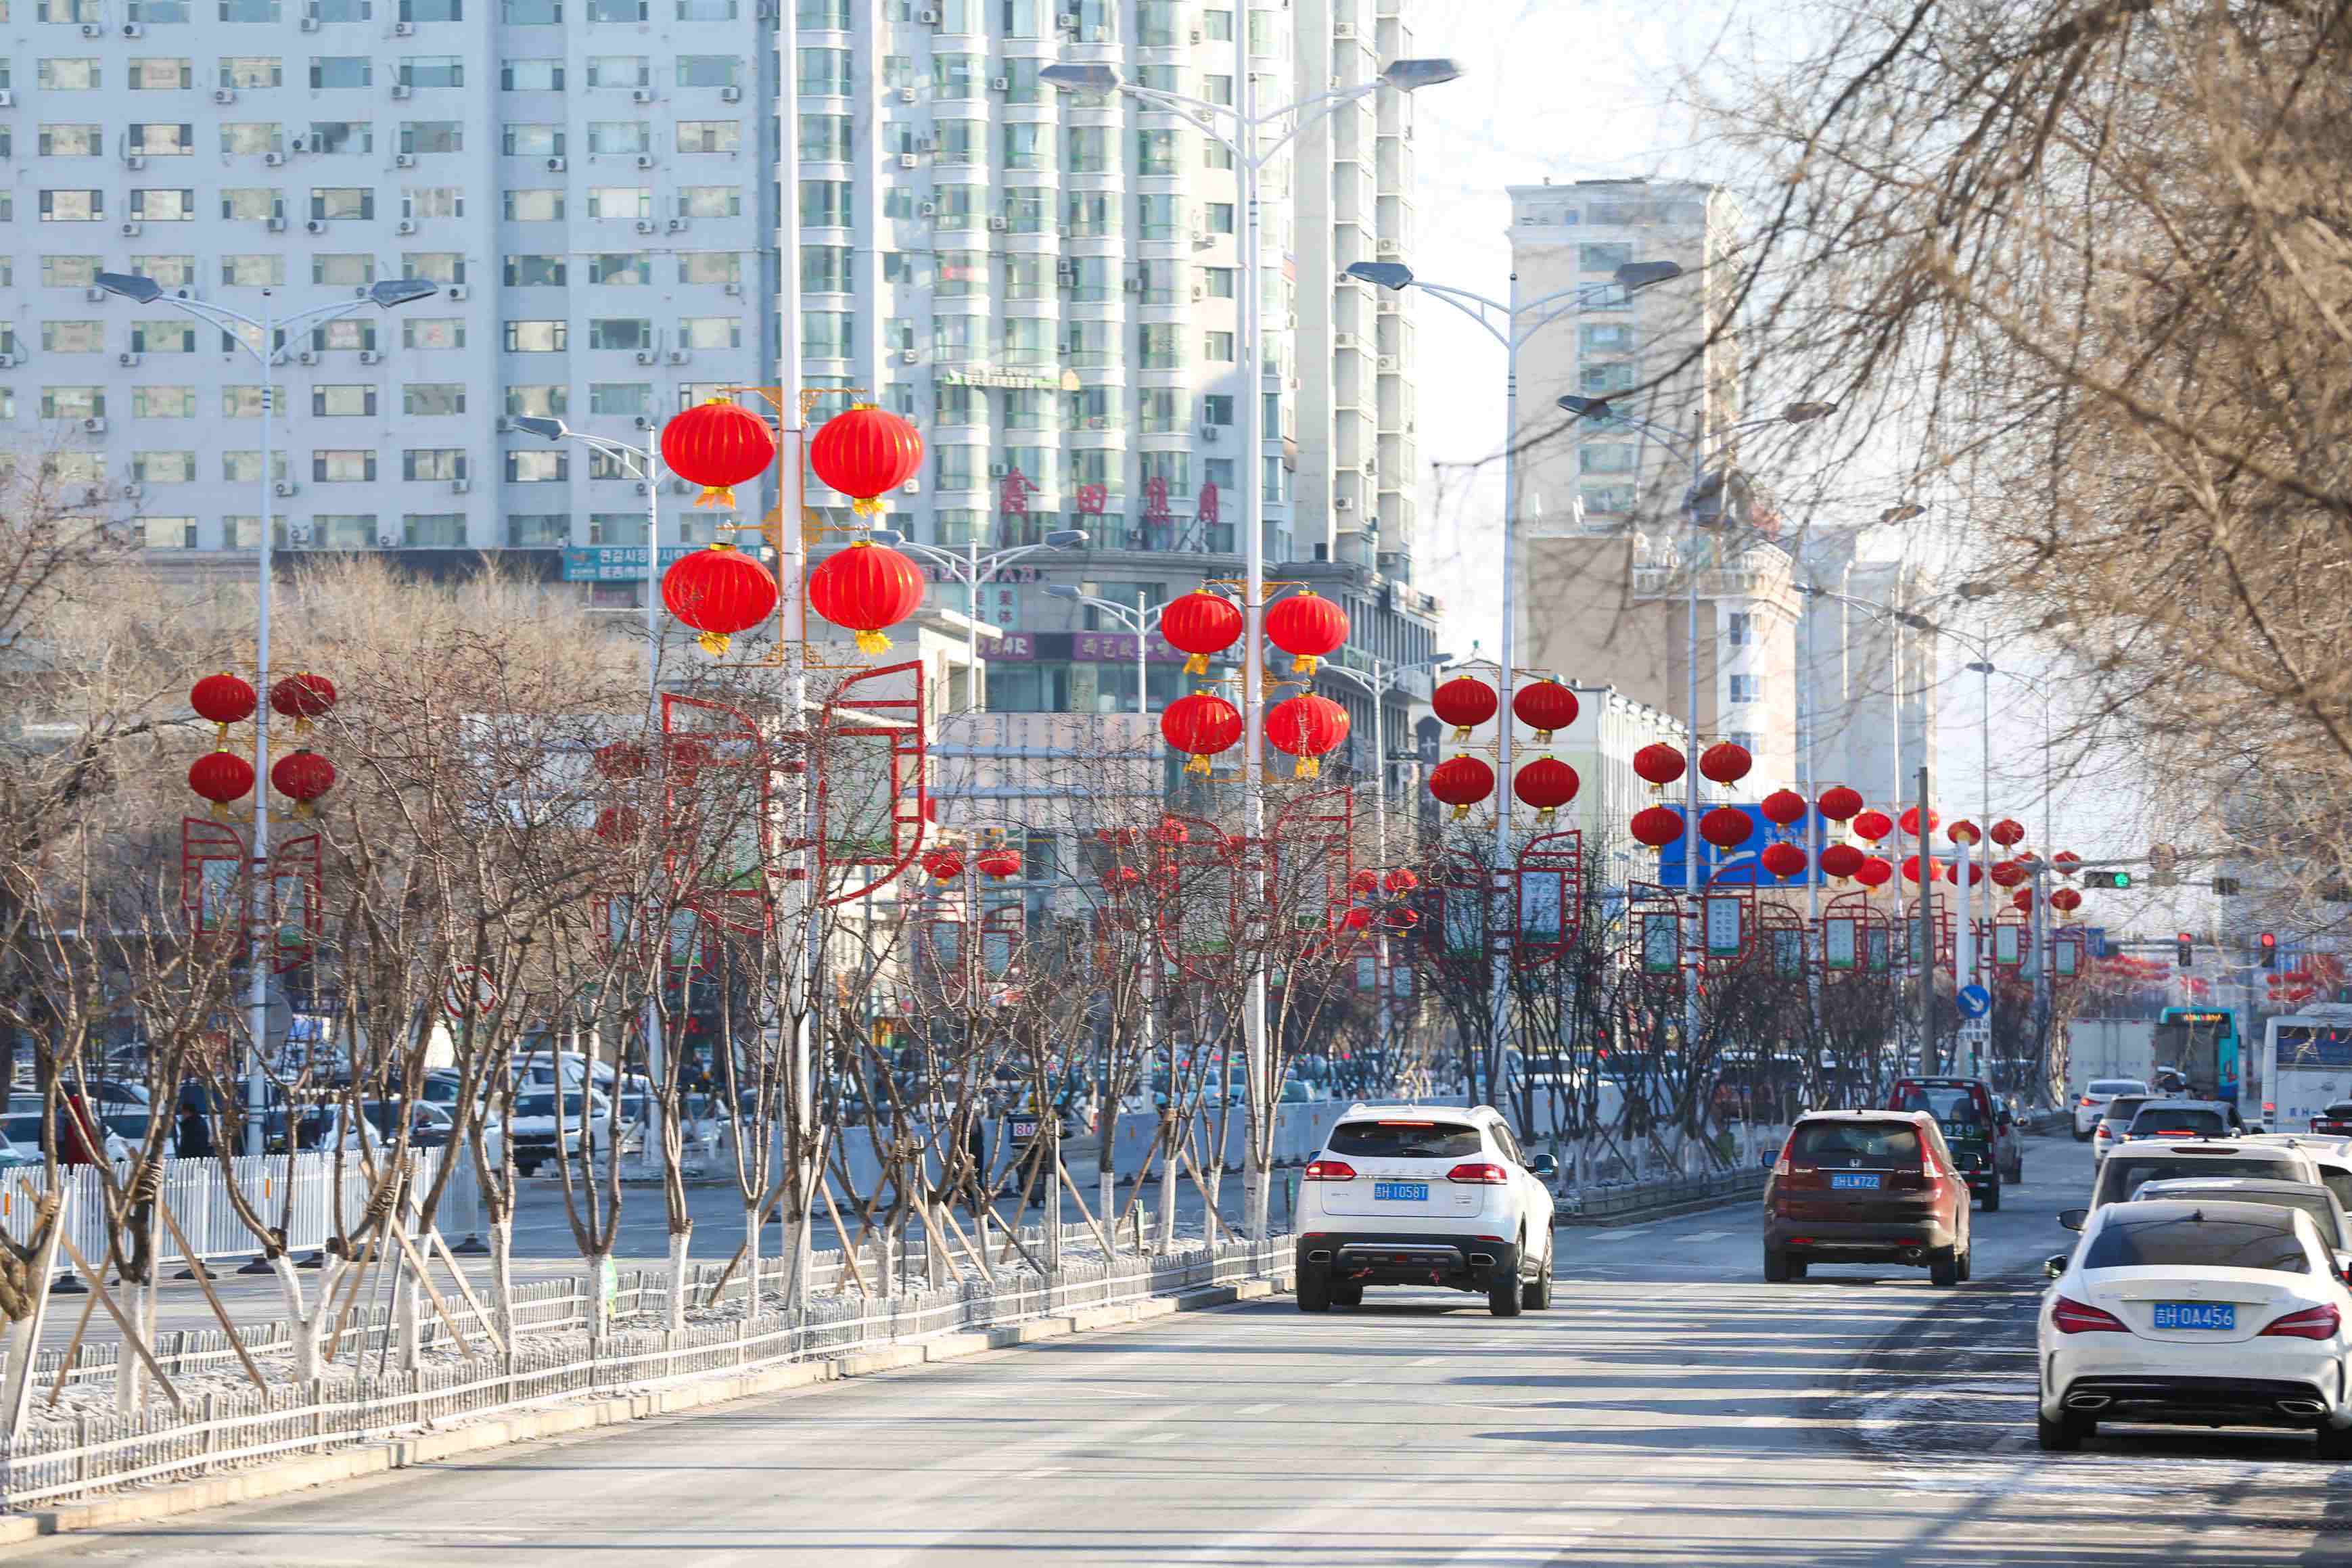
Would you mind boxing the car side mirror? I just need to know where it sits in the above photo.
[2044,1252,2068,1281]
[1529,1153,1557,1178]
[2058,1207,2089,1232]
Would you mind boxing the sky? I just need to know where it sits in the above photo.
[1393,0,2170,906]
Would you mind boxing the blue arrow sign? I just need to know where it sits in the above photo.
[1956,983,1991,1020]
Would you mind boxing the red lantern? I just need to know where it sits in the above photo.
[975,848,1023,879]
[1947,819,1981,847]
[1817,785,1864,823]
[270,748,336,819]
[593,805,643,844]
[1899,804,1939,837]
[1430,756,1496,821]
[1856,856,1893,888]
[662,543,781,657]
[807,538,926,654]
[1431,676,1498,741]
[2052,851,2081,877]
[1159,591,1243,676]
[1700,806,1753,849]
[1264,694,1350,779]
[1347,869,1380,898]
[1633,743,1686,791]
[1851,810,1894,844]
[1901,855,1931,884]
[1760,841,1808,879]
[1989,859,2026,887]
[1943,860,1985,886]
[1699,741,1753,786]
[1759,789,1807,828]
[808,402,924,513]
[1630,804,1683,848]
[1989,818,2025,847]
[187,750,255,819]
[1820,843,1866,881]
[190,674,257,747]
[922,850,965,881]
[1382,868,1419,894]
[269,672,338,737]
[1341,906,1374,931]
[1385,907,1419,929]
[1513,758,1580,822]
[1264,591,1349,675]
[1160,693,1241,775]
[1512,681,1578,741]
[2051,886,2083,914]
[660,398,779,508]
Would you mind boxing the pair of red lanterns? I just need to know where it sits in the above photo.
[1424,674,1582,823]
[1631,739,1756,793]
[656,401,930,658]
[1431,675,1579,743]
[921,846,1022,881]
[185,671,339,821]
[1427,754,1582,823]
[1160,691,1353,779]
[1158,588,1348,677]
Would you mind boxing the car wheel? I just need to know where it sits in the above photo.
[2037,1411,2087,1452]
[1981,1180,2002,1213]
[1522,1242,1553,1310]
[1488,1265,1523,1318]
[1930,1247,1961,1286]
[1331,1282,1363,1309]
[516,1159,538,1178]
[2004,1161,2022,1185]
[1958,1244,1973,1282]
[1786,1257,1807,1280]
[1296,1271,1333,1313]
[2072,1125,2090,1143]
[1763,1247,1791,1283]
[2318,1423,2352,1461]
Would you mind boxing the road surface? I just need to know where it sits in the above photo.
[23,1132,2352,1564]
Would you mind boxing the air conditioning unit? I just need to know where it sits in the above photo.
[394,153,415,168]
[124,154,147,170]
[297,350,317,365]
[1191,281,1205,301]
[918,200,937,216]
[394,19,413,32]
[900,478,919,494]
[1191,225,1209,245]
[988,216,1009,231]
[446,284,467,300]
[720,85,741,102]
[917,5,938,20]
[264,151,286,166]
[1199,425,1222,443]
[988,462,1010,478]
[897,86,917,103]
[0,355,16,370]
[266,216,287,231]
[300,13,319,26]
[632,415,654,430]
[666,217,687,232]
[633,154,655,169]
[1375,237,1401,256]
[287,522,313,544]
[914,135,937,152]
[85,287,108,303]
[1189,26,1201,41]
[120,222,143,237]
[669,478,693,494]
[634,350,657,365]
[213,89,237,104]
[1122,275,1142,292]
[630,89,654,104]
[122,483,143,499]
[722,281,742,296]
[82,418,107,434]
[304,219,327,234]
[80,20,102,34]
[666,348,689,364]
[896,152,917,169]
[391,83,412,99]
[449,478,470,494]
[1377,354,1398,373]
[1057,12,1076,29]
[120,20,144,35]
[118,352,142,368]
[1334,20,1355,37]
[395,218,417,234]
[1055,260,1076,283]
[377,531,403,549]
[990,76,1011,92]
[1333,496,1354,511]
[290,137,310,154]
[1334,331,1360,351]
[635,218,655,233]
[275,481,300,497]
[545,156,566,171]
[899,348,919,364]
[359,349,381,365]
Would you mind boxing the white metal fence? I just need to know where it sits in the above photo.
[3,1232,1285,1509]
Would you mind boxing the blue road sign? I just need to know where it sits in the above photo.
[1956,983,1991,1020]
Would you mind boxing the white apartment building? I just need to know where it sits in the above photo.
[0,0,1427,645]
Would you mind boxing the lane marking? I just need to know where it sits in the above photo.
[1678,1229,1734,1242]
[1235,1400,1281,1415]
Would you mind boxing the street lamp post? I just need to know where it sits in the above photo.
[871,530,1086,711]
[1043,50,1460,1242]
[1044,584,1167,716]
[96,272,436,1154]
[1344,262,1679,1102]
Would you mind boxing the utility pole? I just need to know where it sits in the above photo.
[1916,762,1936,1074]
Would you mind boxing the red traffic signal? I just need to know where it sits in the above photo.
[2176,932,2194,968]
[2260,931,2278,969]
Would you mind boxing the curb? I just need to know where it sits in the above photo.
[1,1273,1289,1547]
[1556,1182,1765,1229]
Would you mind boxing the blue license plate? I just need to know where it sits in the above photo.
[1373,1181,1429,1201]
[1829,1172,1883,1191]
[2152,1302,2236,1331]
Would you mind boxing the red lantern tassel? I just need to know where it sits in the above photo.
[1183,653,1208,675]
[1450,803,1471,822]
[1184,754,1212,776]
[1291,653,1319,674]
[852,497,884,515]
[854,629,893,655]
[1451,724,1473,743]
[695,485,737,509]
[697,630,733,657]
[1294,756,1319,779]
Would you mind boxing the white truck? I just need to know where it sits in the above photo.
[2259,1003,2352,1133]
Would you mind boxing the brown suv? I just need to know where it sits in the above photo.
[1763,1110,1973,1284]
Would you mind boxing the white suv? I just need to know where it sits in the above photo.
[1293,1103,1557,1316]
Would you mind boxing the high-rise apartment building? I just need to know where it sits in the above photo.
[1796,543,1937,807]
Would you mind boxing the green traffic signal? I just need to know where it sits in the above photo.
[2083,870,2133,890]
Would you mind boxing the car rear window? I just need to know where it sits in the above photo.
[2089,1079,2146,1096]
[2138,1186,2338,1237]
[2097,1155,2293,1206]
[1791,1120,1921,1163]
[1325,1120,1483,1159]
[2128,1107,2230,1138]
[2102,1097,2150,1125]
[2084,1211,2310,1273]
[2315,1168,2352,1212]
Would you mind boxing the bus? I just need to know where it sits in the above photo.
[2152,1007,2238,1104]
[2259,1003,2352,1132]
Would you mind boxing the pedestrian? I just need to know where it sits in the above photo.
[56,1092,102,1166]
[176,1079,215,1159]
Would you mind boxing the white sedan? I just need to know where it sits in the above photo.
[2039,1197,2352,1454]
[2075,1078,2150,1140]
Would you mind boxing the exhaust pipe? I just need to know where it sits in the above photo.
[1467,1253,1496,1268]
[1306,1249,1332,1263]
[2065,1393,2112,1411]
[2278,1398,2327,1417]
[1901,1247,1924,1263]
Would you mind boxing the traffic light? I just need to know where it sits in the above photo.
[2083,870,2133,890]
[2177,932,2194,968]
[2259,931,2279,969]
[2213,877,2242,896]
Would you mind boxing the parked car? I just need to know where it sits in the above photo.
[1763,1110,1973,1285]
[2090,1138,2325,1210]
[1292,1103,1557,1316]
[1888,1076,2004,1209]
[2039,1198,2352,1455]
[2074,1078,2151,1141]
[1989,1095,2025,1184]
[484,1088,613,1176]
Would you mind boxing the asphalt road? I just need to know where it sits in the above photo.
[23,1131,2352,1565]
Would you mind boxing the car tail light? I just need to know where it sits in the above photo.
[1446,1161,1511,1185]
[2261,1304,2343,1341]
[1770,1135,1795,1177]
[2078,1094,2096,1107]
[1301,1159,1356,1181]
[2051,1295,2129,1335]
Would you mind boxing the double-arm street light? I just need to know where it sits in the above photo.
[1044,583,1163,716]
[1044,45,1460,1242]
[873,530,1087,712]
[1350,260,1682,1084]
[96,271,438,1153]
[511,418,665,701]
